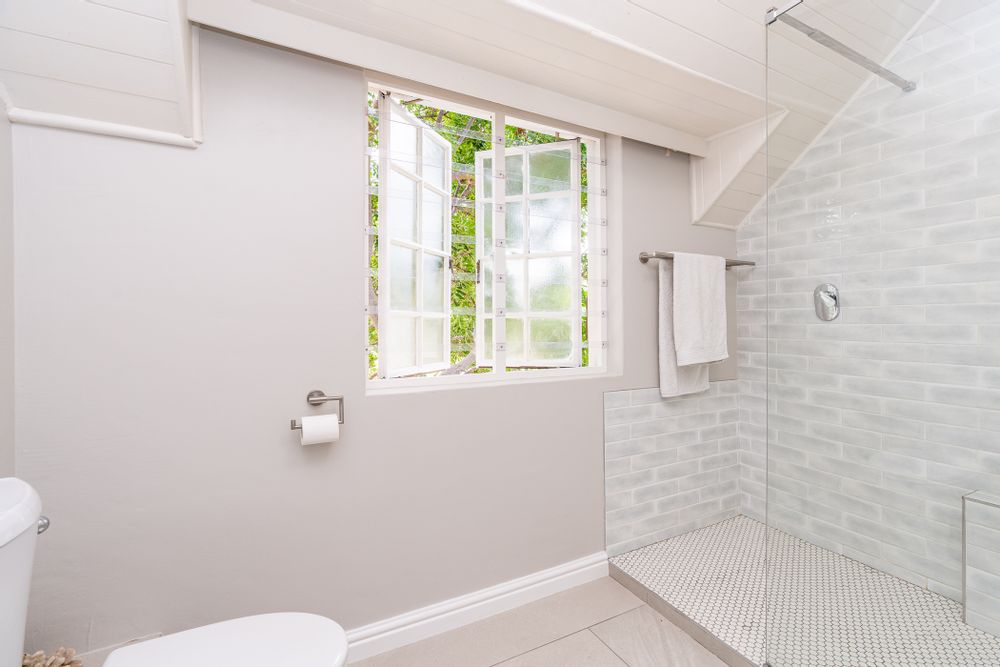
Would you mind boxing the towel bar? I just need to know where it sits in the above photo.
[639,251,756,269]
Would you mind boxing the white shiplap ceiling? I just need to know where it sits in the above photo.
[234,0,936,228]
[1,0,943,225]
[253,0,770,140]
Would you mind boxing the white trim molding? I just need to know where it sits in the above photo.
[345,551,609,663]
[6,108,199,148]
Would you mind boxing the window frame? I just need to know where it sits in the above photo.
[475,140,584,369]
[366,83,610,393]
[376,94,453,378]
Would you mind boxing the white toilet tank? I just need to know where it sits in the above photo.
[0,478,42,667]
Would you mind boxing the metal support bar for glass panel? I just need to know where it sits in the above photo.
[765,0,802,25]
[767,7,917,92]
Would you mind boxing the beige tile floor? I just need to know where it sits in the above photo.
[354,578,726,666]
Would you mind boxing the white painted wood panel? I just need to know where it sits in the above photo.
[189,0,709,154]
[0,0,935,224]
[0,0,173,63]
[0,0,196,141]
[259,0,762,136]
[1,70,182,132]
[0,28,177,101]
[536,0,765,95]
[88,0,170,21]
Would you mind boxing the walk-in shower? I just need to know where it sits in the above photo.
[607,1,1000,665]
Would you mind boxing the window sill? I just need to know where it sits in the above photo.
[365,365,617,396]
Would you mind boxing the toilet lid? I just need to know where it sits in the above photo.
[102,613,348,667]
[0,478,41,547]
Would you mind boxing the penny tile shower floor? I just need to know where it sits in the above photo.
[610,515,1000,666]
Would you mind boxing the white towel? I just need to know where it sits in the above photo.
[659,259,709,398]
[672,252,728,366]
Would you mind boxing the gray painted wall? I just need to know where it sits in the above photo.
[0,110,12,478]
[11,31,735,654]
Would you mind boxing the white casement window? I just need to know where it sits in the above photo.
[376,95,453,378]
[476,141,582,367]
[367,85,607,388]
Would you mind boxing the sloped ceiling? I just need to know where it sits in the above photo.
[0,0,936,226]
[191,0,933,229]
[696,0,937,228]
[252,0,770,140]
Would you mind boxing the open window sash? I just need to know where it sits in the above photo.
[377,94,453,378]
[475,140,582,369]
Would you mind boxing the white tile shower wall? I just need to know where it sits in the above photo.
[737,1,1000,601]
[604,380,740,556]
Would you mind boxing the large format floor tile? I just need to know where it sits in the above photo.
[496,630,626,667]
[591,606,726,667]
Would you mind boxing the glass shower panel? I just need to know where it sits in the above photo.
[765,1,1000,665]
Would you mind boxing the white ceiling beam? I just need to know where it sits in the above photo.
[186,0,710,156]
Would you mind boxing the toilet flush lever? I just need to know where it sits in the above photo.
[814,283,840,321]
[37,516,50,535]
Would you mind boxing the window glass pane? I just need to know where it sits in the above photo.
[529,257,572,311]
[506,258,525,313]
[482,204,493,256]
[529,148,571,193]
[423,189,445,251]
[529,195,573,252]
[387,170,417,242]
[423,254,446,312]
[390,109,418,171]
[423,134,447,189]
[506,317,525,364]
[484,261,493,312]
[390,245,417,310]
[530,318,572,360]
[480,317,524,365]
[506,154,524,196]
[422,318,445,365]
[388,315,416,371]
[482,317,493,362]
[482,156,493,199]
[506,201,525,253]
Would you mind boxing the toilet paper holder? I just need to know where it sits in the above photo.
[290,390,345,430]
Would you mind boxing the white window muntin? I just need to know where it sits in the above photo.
[377,94,452,378]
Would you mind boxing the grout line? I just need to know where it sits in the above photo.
[587,627,631,666]
[485,591,645,667]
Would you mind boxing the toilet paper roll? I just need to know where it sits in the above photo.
[298,414,340,446]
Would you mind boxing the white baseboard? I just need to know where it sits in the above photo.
[345,551,609,663]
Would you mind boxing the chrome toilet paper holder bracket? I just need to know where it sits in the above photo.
[290,390,345,430]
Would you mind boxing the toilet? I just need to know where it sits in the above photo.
[0,477,348,667]
[102,612,348,666]
[1,477,42,667]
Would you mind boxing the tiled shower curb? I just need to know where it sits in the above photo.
[609,562,758,667]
